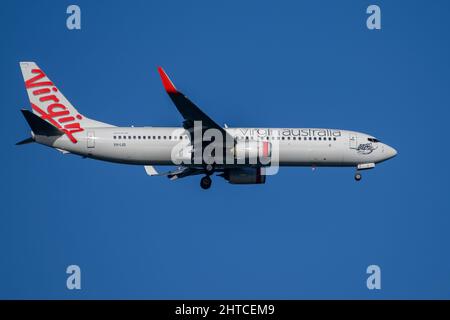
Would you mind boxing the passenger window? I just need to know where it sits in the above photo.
[158,136,161,139]
[333,137,337,141]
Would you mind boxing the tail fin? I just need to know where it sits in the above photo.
[19,62,112,143]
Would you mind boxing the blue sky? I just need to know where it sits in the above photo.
[1,0,450,299]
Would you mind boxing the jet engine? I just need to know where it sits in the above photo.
[221,167,266,184]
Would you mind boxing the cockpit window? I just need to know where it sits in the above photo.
[368,137,380,143]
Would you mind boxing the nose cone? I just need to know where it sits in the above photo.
[384,145,397,160]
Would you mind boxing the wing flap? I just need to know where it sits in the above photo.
[145,165,205,180]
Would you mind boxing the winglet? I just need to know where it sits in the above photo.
[157,67,177,93]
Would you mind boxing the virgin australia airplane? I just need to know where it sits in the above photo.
[17,62,397,189]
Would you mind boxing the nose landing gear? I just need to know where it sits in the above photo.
[200,175,212,189]
[354,163,375,182]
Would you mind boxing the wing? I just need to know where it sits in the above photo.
[157,67,234,142]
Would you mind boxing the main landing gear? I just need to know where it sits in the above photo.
[205,164,214,173]
[354,171,362,182]
[200,164,215,190]
[200,175,212,190]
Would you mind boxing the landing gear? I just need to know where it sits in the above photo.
[354,172,362,181]
[205,164,214,173]
[200,175,212,190]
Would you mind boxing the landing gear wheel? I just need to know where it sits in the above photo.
[354,172,362,181]
[205,164,214,173]
[200,176,212,190]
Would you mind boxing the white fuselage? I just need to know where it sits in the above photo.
[34,127,397,167]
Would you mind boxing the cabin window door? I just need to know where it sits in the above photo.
[87,131,95,148]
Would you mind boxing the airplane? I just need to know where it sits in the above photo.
[17,62,397,189]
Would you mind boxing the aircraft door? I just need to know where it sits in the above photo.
[349,133,357,149]
[87,131,95,148]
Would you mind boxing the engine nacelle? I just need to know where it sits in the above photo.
[223,167,266,184]
[233,140,272,165]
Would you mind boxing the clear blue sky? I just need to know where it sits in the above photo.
[1,0,449,299]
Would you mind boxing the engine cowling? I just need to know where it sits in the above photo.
[233,140,272,165]
[223,167,266,184]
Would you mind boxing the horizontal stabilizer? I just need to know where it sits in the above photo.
[15,137,34,145]
[144,165,159,176]
[20,109,63,136]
